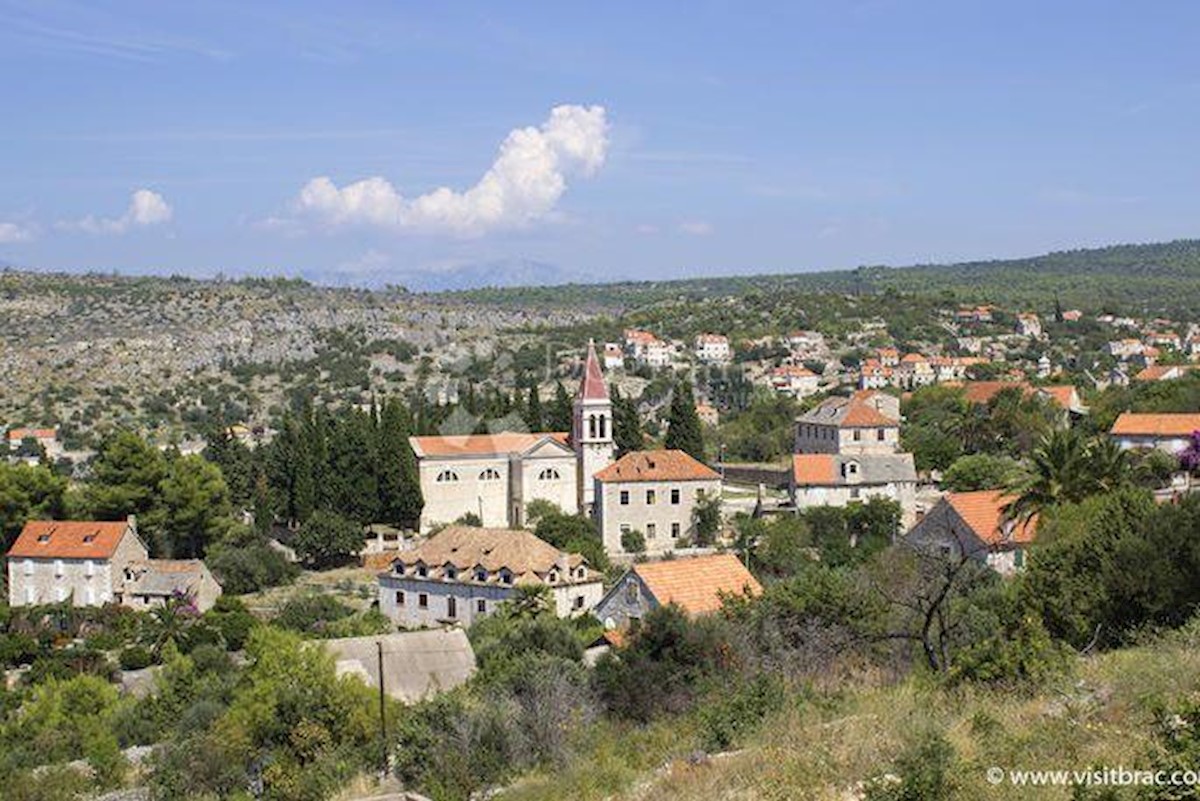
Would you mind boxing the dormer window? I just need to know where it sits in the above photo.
[416,565,428,578]
[499,569,513,585]
[475,568,488,582]
[444,566,458,581]
[37,534,50,543]
[394,562,406,575]
[548,571,558,583]
[576,567,585,579]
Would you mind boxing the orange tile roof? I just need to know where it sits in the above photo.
[1135,365,1192,381]
[959,380,1031,405]
[772,365,817,377]
[594,449,719,483]
[410,431,569,457]
[945,491,1037,546]
[1039,385,1079,409]
[6,428,57,441]
[7,520,133,560]
[1111,413,1200,437]
[633,554,762,615]
[792,454,836,485]
[840,401,896,426]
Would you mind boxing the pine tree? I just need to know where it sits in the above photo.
[664,380,706,461]
[548,381,573,432]
[612,385,644,456]
[525,383,544,432]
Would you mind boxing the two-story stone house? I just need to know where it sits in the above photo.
[593,449,722,556]
[6,518,222,611]
[794,392,901,456]
[378,526,603,628]
[594,553,761,630]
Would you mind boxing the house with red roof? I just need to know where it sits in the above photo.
[593,553,761,630]
[6,516,221,610]
[594,449,721,556]
[409,341,616,532]
[1110,412,1200,454]
[904,490,1038,575]
[791,452,919,526]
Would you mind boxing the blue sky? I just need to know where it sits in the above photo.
[2,1,1199,288]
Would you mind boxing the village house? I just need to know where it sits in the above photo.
[1110,412,1200,453]
[785,330,826,354]
[857,360,892,390]
[409,342,615,531]
[695,402,719,427]
[893,353,936,389]
[624,328,671,367]
[1015,313,1043,338]
[770,364,821,397]
[693,333,732,364]
[602,342,624,371]
[791,452,919,526]
[955,306,994,324]
[1146,331,1183,351]
[6,427,62,460]
[1135,364,1194,382]
[593,553,761,630]
[5,518,222,611]
[378,526,604,628]
[904,490,1037,576]
[593,449,722,557]
[1107,338,1145,359]
[1061,309,1083,322]
[794,391,902,456]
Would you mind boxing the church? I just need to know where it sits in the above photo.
[409,341,616,533]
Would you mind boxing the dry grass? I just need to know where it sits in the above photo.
[239,564,380,616]
[497,630,1200,801]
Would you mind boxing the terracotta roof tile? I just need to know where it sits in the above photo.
[1111,413,1200,437]
[594,449,720,483]
[633,554,761,615]
[410,431,569,457]
[945,490,1037,546]
[7,520,133,560]
[792,454,836,485]
[391,526,588,578]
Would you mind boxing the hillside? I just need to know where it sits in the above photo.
[449,239,1200,319]
[497,625,1200,801]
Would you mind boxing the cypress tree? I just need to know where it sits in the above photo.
[548,381,573,432]
[664,380,706,461]
[377,398,424,529]
[612,385,644,456]
[525,383,545,432]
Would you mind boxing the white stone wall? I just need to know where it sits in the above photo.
[8,530,149,608]
[418,456,514,531]
[519,456,578,524]
[1114,434,1190,454]
[596,477,722,556]
[792,480,918,527]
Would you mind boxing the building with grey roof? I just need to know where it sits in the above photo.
[322,628,476,703]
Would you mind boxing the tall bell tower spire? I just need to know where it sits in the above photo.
[573,339,614,512]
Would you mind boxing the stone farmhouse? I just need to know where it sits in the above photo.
[5,518,222,611]
[594,553,761,630]
[377,526,604,628]
[905,490,1037,576]
[593,449,722,557]
[409,342,616,532]
[693,333,732,364]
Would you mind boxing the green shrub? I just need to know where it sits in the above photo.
[119,645,154,671]
[698,673,785,752]
[620,529,646,554]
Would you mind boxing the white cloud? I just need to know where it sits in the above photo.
[65,189,173,234]
[295,104,609,236]
[678,220,713,236]
[0,222,35,243]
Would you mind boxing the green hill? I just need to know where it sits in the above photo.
[448,238,1200,319]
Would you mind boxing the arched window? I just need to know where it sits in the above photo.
[589,414,597,438]
[599,415,607,438]
[479,467,501,481]
[538,467,561,481]
[436,469,459,483]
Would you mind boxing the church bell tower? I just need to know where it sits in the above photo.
[573,340,615,512]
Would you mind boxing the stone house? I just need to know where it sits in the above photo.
[5,518,222,611]
[694,333,732,364]
[1110,413,1200,454]
[770,365,821,397]
[794,392,901,456]
[377,526,604,628]
[593,449,722,557]
[791,452,918,527]
[594,553,761,630]
[904,490,1038,576]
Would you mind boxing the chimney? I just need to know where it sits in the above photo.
[126,514,137,537]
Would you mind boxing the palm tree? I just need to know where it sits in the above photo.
[1005,429,1093,523]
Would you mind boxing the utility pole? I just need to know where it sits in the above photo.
[376,641,388,778]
